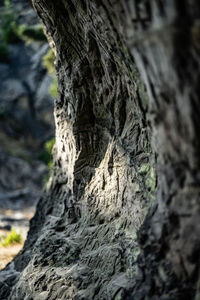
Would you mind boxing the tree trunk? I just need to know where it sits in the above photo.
[0,1,199,300]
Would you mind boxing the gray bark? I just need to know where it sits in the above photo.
[0,1,199,300]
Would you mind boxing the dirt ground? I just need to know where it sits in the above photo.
[0,243,24,270]
[0,208,34,271]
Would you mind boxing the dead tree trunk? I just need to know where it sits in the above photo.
[0,1,199,300]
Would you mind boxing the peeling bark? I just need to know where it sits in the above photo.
[0,1,199,300]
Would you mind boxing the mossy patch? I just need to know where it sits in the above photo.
[138,163,150,175]
[147,167,156,193]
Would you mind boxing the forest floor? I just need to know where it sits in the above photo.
[0,243,24,270]
[0,208,34,270]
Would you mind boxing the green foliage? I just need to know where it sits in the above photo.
[37,138,55,185]
[17,24,46,43]
[37,137,55,165]
[43,159,54,185]
[1,0,20,43]
[4,0,10,7]
[37,151,51,165]
[0,228,22,247]
[49,77,58,98]
[0,43,10,62]
[42,49,58,98]
[45,138,55,156]
[42,49,55,75]
[1,0,46,44]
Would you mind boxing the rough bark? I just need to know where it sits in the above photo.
[124,2,200,299]
[0,1,199,300]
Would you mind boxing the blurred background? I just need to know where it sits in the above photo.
[0,0,56,269]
